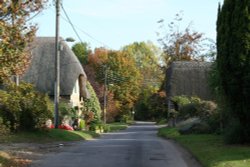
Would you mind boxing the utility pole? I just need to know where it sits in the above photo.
[54,0,60,128]
[103,65,108,124]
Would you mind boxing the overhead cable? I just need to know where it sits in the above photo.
[60,3,112,49]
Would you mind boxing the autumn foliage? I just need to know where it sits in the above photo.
[0,0,47,82]
[157,12,216,66]
[87,48,142,121]
[72,41,165,122]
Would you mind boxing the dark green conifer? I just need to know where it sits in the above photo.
[216,0,250,143]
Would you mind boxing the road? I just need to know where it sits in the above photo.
[33,122,201,167]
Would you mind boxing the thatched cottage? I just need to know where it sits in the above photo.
[21,37,90,108]
[166,61,213,109]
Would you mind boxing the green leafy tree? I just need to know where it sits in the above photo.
[107,51,142,115]
[123,42,163,92]
[72,42,91,65]
[100,50,142,119]
[122,42,164,120]
[0,0,47,82]
[216,0,250,143]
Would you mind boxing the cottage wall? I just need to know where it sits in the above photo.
[70,78,81,108]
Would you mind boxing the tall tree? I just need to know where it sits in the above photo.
[86,48,108,108]
[157,12,216,66]
[107,50,142,114]
[217,0,250,143]
[0,0,47,82]
[122,42,164,120]
[87,48,142,121]
[122,42,163,92]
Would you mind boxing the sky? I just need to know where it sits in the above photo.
[33,0,223,50]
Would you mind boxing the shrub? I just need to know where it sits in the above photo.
[103,124,111,133]
[178,121,211,134]
[59,102,78,125]
[156,118,168,125]
[121,114,131,123]
[172,95,220,134]
[0,83,53,131]
[198,101,220,133]
[198,101,217,118]
[171,95,191,106]
[82,81,102,129]
[146,91,168,121]
[79,119,86,130]
[179,103,198,118]
[0,117,10,135]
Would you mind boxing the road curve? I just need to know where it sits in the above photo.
[33,121,201,167]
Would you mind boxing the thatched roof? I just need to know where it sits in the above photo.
[166,61,213,100]
[21,37,89,98]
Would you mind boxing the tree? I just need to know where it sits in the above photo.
[122,42,163,92]
[84,47,108,107]
[73,46,142,122]
[216,0,250,143]
[86,48,142,121]
[0,0,47,82]
[72,42,91,65]
[157,12,216,66]
[122,42,164,120]
[107,50,142,115]
[147,91,168,121]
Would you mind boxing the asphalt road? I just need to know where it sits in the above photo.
[33,122,201,167]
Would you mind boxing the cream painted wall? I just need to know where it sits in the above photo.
[70,79,83,114]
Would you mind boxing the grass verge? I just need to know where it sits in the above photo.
[0,130,100,166]
[0,129,100,143]
[158,127,250,167]
[106,122,128,132]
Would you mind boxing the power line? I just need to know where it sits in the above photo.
[24,4,115,80]
[61,4,83,45]
[60,3,112,49]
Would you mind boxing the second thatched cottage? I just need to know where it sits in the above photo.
[166,61,213,110]
[21,37,90,109]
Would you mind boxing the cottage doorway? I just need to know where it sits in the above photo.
[78,74,86,101]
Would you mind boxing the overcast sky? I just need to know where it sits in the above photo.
[33,0,223,50]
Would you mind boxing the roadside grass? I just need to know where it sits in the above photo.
[0,123,127,166]
[126,120,136,125]
[106,122,128,132]
[156,119,168,125]
[0,129,100,166]
[0,122,129,143]
[0,129,100,143]
[158,127,250,167]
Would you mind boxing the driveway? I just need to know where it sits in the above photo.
[33,121,202,167]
